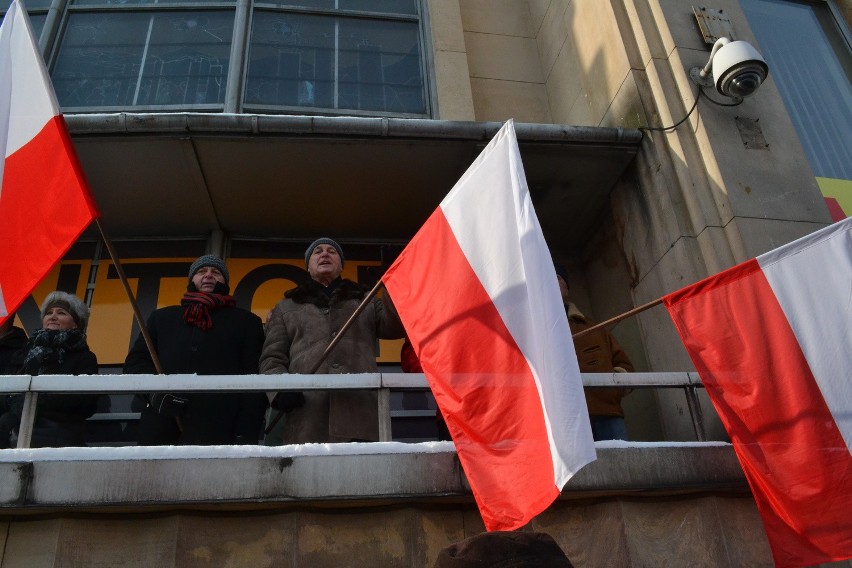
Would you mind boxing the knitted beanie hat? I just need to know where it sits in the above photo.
[188,255,230,286]
[304,238,345,268]
[41,291,90,332]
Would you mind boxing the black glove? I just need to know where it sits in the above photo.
[271,392,305,412]
[148,393,189,417]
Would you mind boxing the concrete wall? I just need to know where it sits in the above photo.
[0,445,793,567]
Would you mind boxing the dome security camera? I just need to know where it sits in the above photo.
[690,37,769,99]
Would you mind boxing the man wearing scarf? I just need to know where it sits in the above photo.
[124,255,267,445]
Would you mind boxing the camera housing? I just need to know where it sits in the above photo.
[691,37,769,99]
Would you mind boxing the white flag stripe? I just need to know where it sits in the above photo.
[758,218,852,451]
[439,121,595,487]
[0,0,58,159]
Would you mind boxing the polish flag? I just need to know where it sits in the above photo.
[663,217,852,568]
[0,0,98,325]
[382,120,596,531]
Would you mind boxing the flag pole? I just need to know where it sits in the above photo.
[95,218,164,374]
[307,279,385,374]
[571,297,663,339]
[265,278,385,434]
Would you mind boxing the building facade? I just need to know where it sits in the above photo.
[4,0,850,441]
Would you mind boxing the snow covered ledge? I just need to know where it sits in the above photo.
[0,441,745,513]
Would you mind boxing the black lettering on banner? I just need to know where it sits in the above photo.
[106,262,192,350]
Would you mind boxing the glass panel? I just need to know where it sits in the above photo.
[72,0,236,5]
[29,12,46,36]
[337,17,423,113]
[741,0,852,180]
[338,0,416,15]
[52,11,233,108]
[246,11,424,114]
[259,1,416,14]
[0,0,52,9]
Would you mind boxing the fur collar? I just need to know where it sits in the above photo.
[285,278,368,307]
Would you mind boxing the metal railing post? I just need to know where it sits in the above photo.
[684,386,707,442]
[16,392,38,449]
[378,387,392,442]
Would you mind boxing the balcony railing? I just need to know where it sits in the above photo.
[0,372,708,449]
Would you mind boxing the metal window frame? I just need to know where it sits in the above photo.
[9,0,433,116]
[243,0,430,117]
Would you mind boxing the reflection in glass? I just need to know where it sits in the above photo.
[257,0,416,15]
[246,12,424,114]
[741,0,852,180]
[52,11,233,108]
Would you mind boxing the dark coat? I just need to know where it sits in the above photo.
[261,278,404,443]
[0,326,28,416]
[1,339,99,448]
[124,305,267,445]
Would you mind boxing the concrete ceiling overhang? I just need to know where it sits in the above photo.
[66,114,642,253]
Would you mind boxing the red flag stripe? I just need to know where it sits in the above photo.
[383,208,559,531]
[0,115,97,319]
[665,256,852,567]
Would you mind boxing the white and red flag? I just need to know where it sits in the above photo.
[382,120,596,531]
[0,0,98,325]
[663,217,852,568]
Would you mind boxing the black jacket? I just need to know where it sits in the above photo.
[124,305,267,445]
[1,340,99,448]
[0,326,28,415]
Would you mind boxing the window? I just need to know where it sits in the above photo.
[245,2,427,115]
[39,0,429,115]
[52,7,235,110]
[1,0,50,38]
[740,0,852,180]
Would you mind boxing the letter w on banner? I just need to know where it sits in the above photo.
[0,0,98,325]
[382,120,596,531]
[663,217,852,568]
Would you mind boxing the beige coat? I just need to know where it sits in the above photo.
[260,278,404,442]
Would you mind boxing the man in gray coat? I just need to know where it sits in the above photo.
[261,238,404,444]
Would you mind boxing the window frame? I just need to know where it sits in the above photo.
[21,0,432,117]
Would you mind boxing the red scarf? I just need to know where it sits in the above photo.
[180,292,236,331]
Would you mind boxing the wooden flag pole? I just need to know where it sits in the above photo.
[95,218,164,374]
[571,297,663,339]
[265,279,385,435]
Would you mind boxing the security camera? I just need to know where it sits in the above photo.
[690,37,769,99]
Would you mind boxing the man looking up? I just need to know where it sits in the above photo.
[261,238,404,444]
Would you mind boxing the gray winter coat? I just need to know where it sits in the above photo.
[260,278,404,443]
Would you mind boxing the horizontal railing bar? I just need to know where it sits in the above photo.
[0,372,703,394]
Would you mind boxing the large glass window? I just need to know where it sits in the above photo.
[741,0,852,181]
[245,9,425,114]
[42,0,428,115]
[52,10,234,110]
[1,0,50,38]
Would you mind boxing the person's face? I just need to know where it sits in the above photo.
[308,244,343,284]
[192,266,226,293]
[42,307,77,331]
[557,275,569,302]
